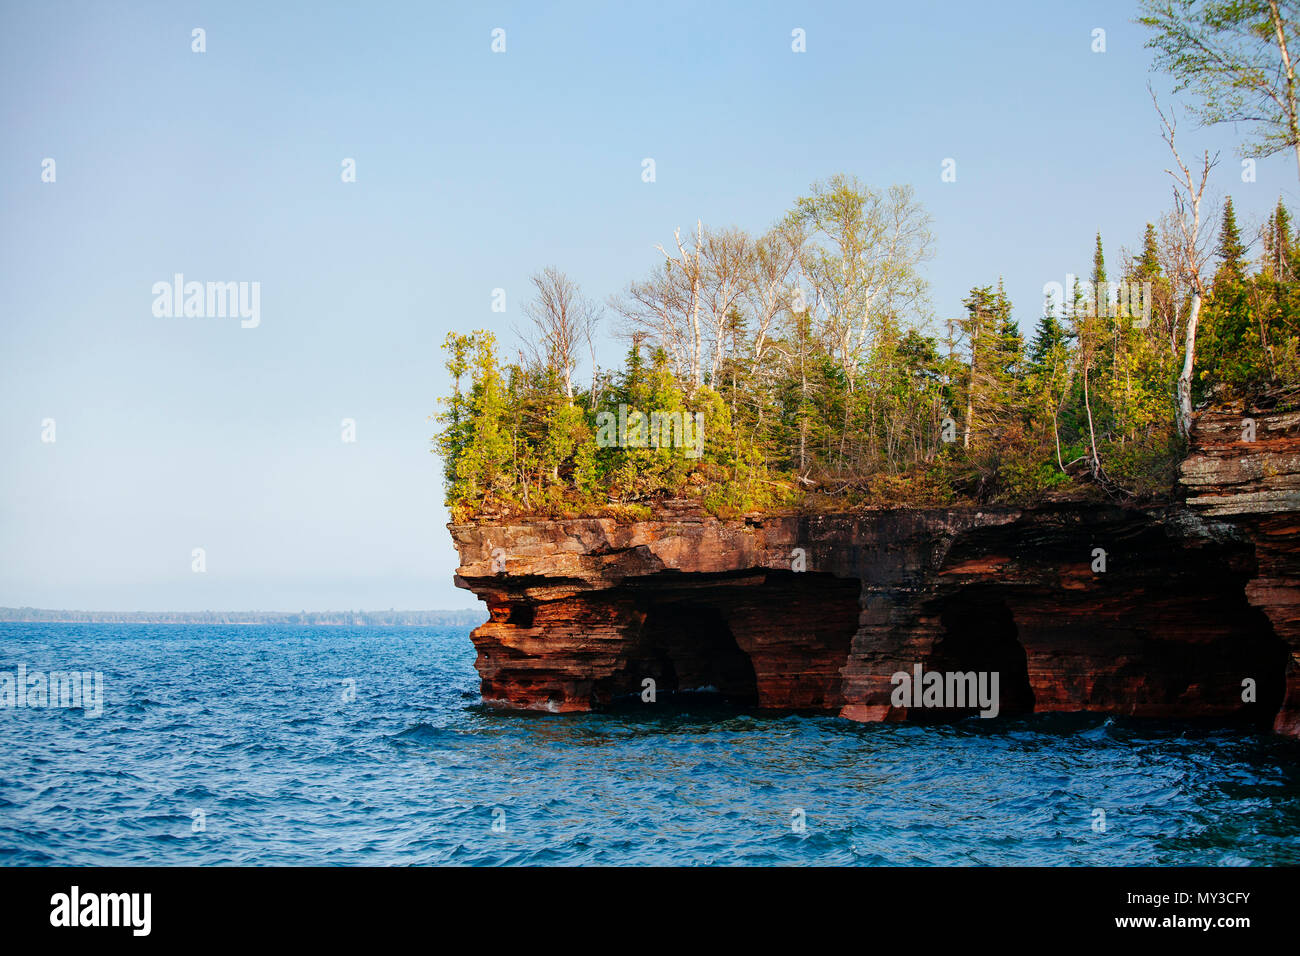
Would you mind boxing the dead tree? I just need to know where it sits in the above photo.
[1153,89,1219,440]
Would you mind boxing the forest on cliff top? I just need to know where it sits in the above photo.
[436,3,1300,522]
[436,185,1299,520]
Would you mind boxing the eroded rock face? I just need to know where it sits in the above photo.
[1179,390,1300,735]
[450,395,1300,735]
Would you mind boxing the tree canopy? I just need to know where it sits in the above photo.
[436,181,1300,521]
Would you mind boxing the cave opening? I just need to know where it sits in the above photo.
[598,599,760,708]
[1113,591,1289,729]
[589,569,862,713]
[505,602,535,627]
[637,602,759,704]
[918,590,1035,722]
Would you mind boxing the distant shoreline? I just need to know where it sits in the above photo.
[0,607,486,627]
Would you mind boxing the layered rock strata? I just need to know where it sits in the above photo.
[1179,390,1300,734]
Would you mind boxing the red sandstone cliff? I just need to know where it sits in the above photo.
[1179,388,1300,734]
[449,393,1300,736]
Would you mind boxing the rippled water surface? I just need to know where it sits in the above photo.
[1,623,1297,865]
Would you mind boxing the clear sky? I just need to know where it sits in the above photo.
[1,1,1295,611]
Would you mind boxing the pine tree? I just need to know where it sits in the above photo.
[1131,224,1161,279]
[1214,196,1247,285]
[1200,197,1260,392]
[993,279,1024,381]
[437,331,513,510]
[1029,308,1068,369]
[1092,233,1107,285]
[957,283,1023,450]
[1265,199,1296,280]
[1089,232,1111,322]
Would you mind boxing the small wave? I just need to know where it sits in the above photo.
[390,723,464,745]
[1,623,1295,866]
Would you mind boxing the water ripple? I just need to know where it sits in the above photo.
[0,622,1297,865]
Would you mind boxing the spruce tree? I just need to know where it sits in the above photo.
[1090,233,1110,321]
[1131,224,1161,279]
[993,279,1024,380]
[1029,308,1067,369]
[1266,199,1296,280]
[1202,197,1258,391]
[1092,233,1107,285]
[1215,196,1246,285]
[958,283,1023,448]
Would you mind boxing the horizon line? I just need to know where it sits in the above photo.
[0,606,484,616]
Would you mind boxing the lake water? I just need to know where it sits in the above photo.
[1,623,1297,865]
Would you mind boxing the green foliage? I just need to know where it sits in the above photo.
[434,189,1300,521]
[1216,196,1247,283]
[997,446,1072,503]
[1197,196,1300,394]
[437,331,513,518]
[1138,0,1300,162]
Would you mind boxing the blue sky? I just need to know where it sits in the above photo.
[1,1,1296,611]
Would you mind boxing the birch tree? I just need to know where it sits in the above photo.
[746,222,804,368]
[520,268,601,401]
[1141,0,1300,181]
[657,220,705,391]
[1153,93,1220,439]
[788,176,932,390]
[698,226,753,383]
[613,264,689,385]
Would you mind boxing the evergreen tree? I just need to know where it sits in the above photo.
[1214,196,1247,285]
[437,331,512,512]
[1131,224,1161,279]
[957,283,1023,450]
[1092,232,1107,285]
[1029,307,1068,369]
[1201,197,1259,391]
[1025,294,1075,478]
[1264,199,1296,280]
[1089,232,1111,322]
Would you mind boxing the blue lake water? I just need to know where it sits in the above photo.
[0,622,1297,866]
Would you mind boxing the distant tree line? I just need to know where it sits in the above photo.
[0,608,486,626]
